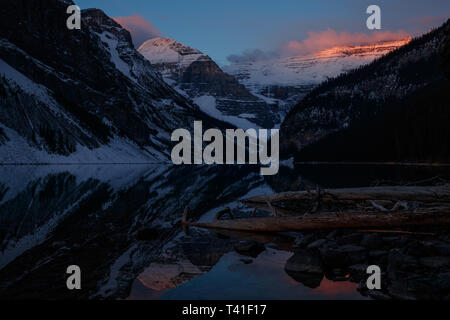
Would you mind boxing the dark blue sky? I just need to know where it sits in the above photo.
[76,0,450,65]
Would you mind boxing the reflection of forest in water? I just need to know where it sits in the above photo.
[0,164,450,300]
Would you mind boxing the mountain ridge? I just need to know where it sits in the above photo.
[0,1,227,163]
[138,37,279,129]
[224,39,410,116]
[280,19,450,162]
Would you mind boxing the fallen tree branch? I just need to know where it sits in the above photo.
[266,198,278,216]
[182,206,190,225]
[370,200,389,212]
[356,229,435,236]
[182,207,450,233]
[241,185,450,204]
[213,207,233,221]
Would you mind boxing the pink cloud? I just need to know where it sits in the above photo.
[280,29,411,56]
[113,14,161,48]
[407,12,450,27]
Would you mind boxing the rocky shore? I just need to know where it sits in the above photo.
[269,227,450,300]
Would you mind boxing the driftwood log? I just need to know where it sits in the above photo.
[182,186,450,233]
[241,185,450,204]
[182,207,450,233]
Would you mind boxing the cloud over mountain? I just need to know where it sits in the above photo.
[113,14,161,48]
[227,29,410,64]
[281,29,411,56]
[227,48,279,64]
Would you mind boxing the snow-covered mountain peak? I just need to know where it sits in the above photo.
[225,39,411,88]
[139,37,206,66]
[221,38,411,120]
[138,37,279,128]
[313,38,412,59]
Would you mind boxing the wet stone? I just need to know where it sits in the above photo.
[319,246,346,268]
[390,275,440,300]
[419,256,450,269]
[326,230,339,240]
[381,236,402,248]
[433,272,450,292]
[320,244,367,268]
[348,264,369,273]
[336,233,363,245]
[234,241,265,258]
[286,271,323,289]
[266,242,281,250]
[325,268,349,281]
[307,239,327,249]
[388,252,419,270]
[51,241,67,248]
[285,249,324,274]
[285,249,324,288]
[366,290,392,300]
[434,242,450,256]
[360,233,383,249]
[405,240,439,257]
[293,234,315,248]
[369,250,389,258]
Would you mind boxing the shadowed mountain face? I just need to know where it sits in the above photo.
[0,0,226,163]
[443,30,450,77]
[138,38,279,129]
[280,20,450,162]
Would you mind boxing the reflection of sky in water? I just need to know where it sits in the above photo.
[129,249,366,300]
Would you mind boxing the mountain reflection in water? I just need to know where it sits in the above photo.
[129,248,363,300]
[1,164,449,300]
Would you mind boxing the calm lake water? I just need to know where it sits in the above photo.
[1,163,449,300]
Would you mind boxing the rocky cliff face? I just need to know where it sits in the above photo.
[0,0,223,163]
[280,21,449,159]
[139,38,278,129]
[224,39,410,119]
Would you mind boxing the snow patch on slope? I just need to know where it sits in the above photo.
[0,124,160,164]
[97,244,138,297]
[0,59,58,111]
[97,32,137,82]
[193,95,258,130]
